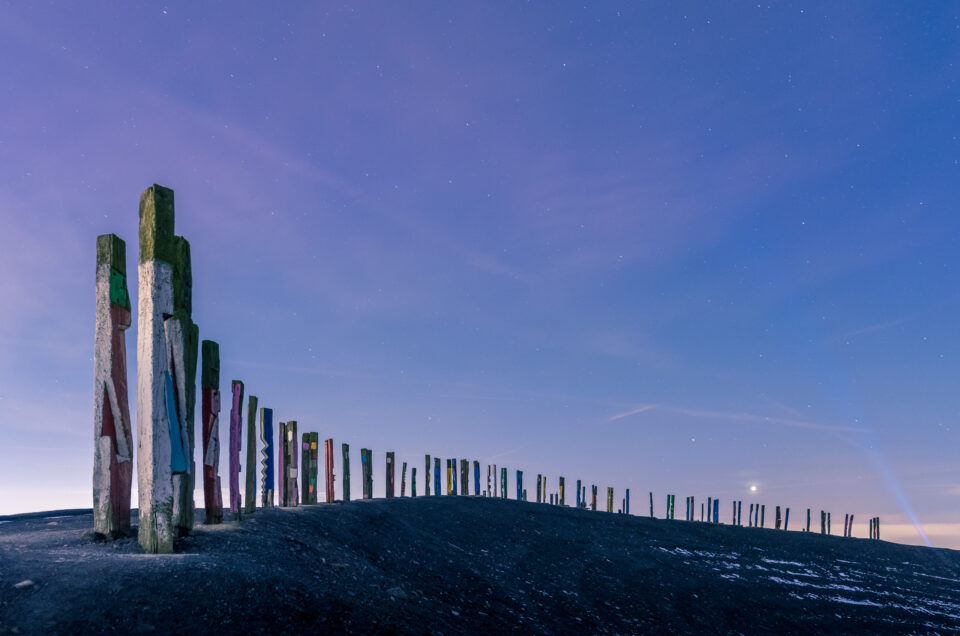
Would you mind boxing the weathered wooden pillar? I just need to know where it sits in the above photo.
[136,185,186,553]
[606,487,614,513]
[486,464,491,496]
[474,460,480,495]
[820,510,826,534]
[170,236,198,537]
[324,438,335,503]
[424,454,431,496]
[760,504,765,528]
[94,234,134,538]
[776,506,782,530]
[278,420,298,507]
[784,507,790,530]
[385,452,395,499]
[451,458,458,495]
[707,497,712,521]
[737,500,742,526]
[411,467,417,497]
[201,340,223,523]
[575,479,581,508]
[341,443,351,501]
[361,448,372,499]
[702,502,705,522]
[244,395,258,514]
[843,513,849,537]
[434,457,441,496]
[749,503,754,527]
[649,492,653,517]
[846,513,851,536]
[672,495,677,520]
[559,477,565,506]
[625,489,630,515]
[302,432,318,505]
[516,470,523,500]
[259,407,274,507]
[228,380,244,520]
[591,485,598,511]
[501,467,508,499]
[401,461,407,497]
[827,512,831,535]
[806,508,811,532]
[461,459,469,495]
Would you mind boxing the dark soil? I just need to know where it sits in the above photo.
[1,497,959,634]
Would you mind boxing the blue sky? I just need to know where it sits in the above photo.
[1,2,958,547]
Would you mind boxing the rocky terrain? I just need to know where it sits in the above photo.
[2,496,959,634]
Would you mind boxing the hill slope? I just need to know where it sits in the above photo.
[2,497,959,634]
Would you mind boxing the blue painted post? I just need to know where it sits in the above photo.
[576,479,582,508]
[434,457,441,496]
[713,498,719,523]
[474,460,480,495]
[625,489,630,515]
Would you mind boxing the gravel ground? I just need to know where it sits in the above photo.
[1,497,959,634]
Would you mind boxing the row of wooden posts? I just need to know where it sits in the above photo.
[92,184,882,553]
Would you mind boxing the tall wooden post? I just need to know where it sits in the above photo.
[136,185,186,553]
[170,236,198,537]
[807,508,811,532]
[278,423,286,506]
[411,467,417,497]
[776,506,782,530]
[386,452,395,499]
[649,492,653,517]
[461,459,469,495]
[278,421,298,507]
[361,448,372,499]
[487,464,491,496]
[424,454,431,496]
[244,395,258,514]
[434,457,441,496]
[446,459,452,495]
[846,513,851,536]
[760,504,765,528]
[94,234,134,538]
[228,380,244,520]
[401,461,407,497]
[737,501,742,526]
[302,432,318,505]
[324,438,335,503]
[559,477,565,506]
[473,460,480,495]
[820,510,826,534]
[341,443,351,502]
[606,487,614,513]
[516,470,523,500]
[201,340,223,523]
[785,508,790,530]
[827,512,831,535]
[500,467,507,499]
[259,407,274,507]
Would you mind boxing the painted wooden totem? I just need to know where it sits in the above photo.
[324,439,335,502]
[559,477,565,506]
[400,461,407,497]
[473,461,480,496]
[500,467,507,499]
[244,394,259,514]
[424,454,431,496]
[136,185,191,553]
[411,467,417,497]
[201,340,222,524]
[386,452,395,499]
[361,448,372,499]
[460,459,469,495]
[94,233,133,537]
[278,421,298,507]
[171,236,199,537]
[433,457,441,496]
[302,432,319,505]
[260,407,274,507]
[516,470,523,501]
[341,443,350,501]
[228,380,244,520]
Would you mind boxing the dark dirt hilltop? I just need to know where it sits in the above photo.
[2,497,959,634]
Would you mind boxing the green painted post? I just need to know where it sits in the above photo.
[411,467,417,497]
[342,443,350,501]
[361,448,372,499]
[501,467,507,499]
[425,454,431,496]
[302,432,319,505]
[385,452,395,499]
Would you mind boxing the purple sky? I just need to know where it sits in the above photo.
[1,3,958,547]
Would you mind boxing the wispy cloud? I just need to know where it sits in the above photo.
[608,403,867,433]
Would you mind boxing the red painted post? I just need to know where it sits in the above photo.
[324,438,335,502]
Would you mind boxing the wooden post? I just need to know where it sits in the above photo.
[486,464,491,497]
[244,395,258,514]
[625,488,630,515]
[820,510,826,534]
[94,234,134,538]
[386,451,396,499]
[785,508,790,531]
[201,341,223,522]
[136,185,184,553]
[606,487,614,513]
[760,504,765,528]
[451,458,458,495]
[559,477,565,506]
[749,503,754,527]
[713,498,719,523]
[259,407,274,508]
[501,467,507,499]
[361,448,372,499]
[737,501,742,526]
[847,513,852,536]
[843,513,849,537]
[707,497,712,522]
[277,422,286,506]
[776,506,782,530]
[592,485,598,511]
[827,512,831,535]
[807,508,811,532]
[324,438,335,503]
[301,432,318,505]
[401,461,407,497]
[228,381,244,520]
[446,459,452,495]
[424,454,431,496]
[575,479,581,508]
[461,459,469,495]
[385,452,395,499]
[434,457,441,496]
[516,470,523,501]
[411,467,417,497]
[474,460,480,495]
[278,421,297,507]
[341,443,350,502]
[649,491,654,517]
